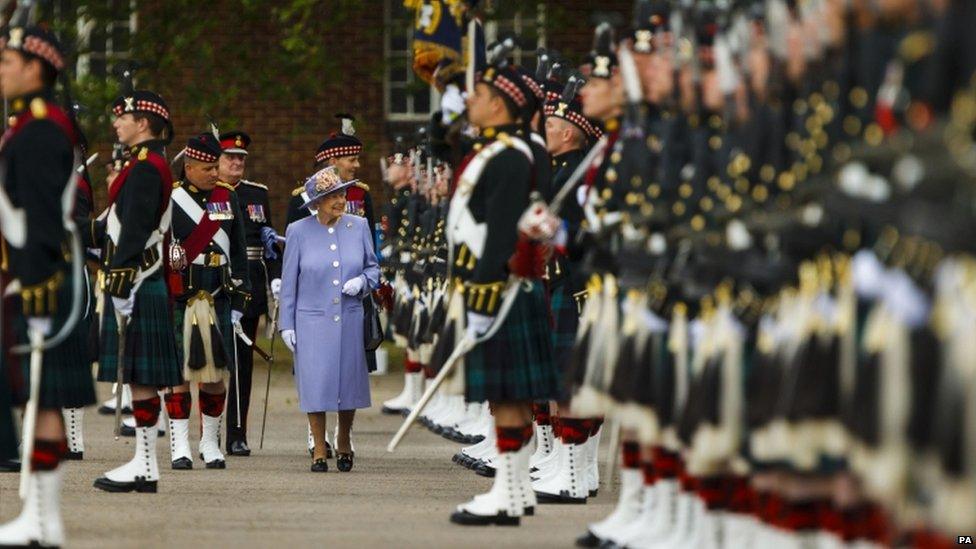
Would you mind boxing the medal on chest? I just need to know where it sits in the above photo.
[206,201,234,221]
[246,204,266,222]
[346,200,365,217]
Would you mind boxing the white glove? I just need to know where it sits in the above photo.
[26,317,52,337]
[440,84,465,125]
[270,278,282,299]
[112,295,135,318]
[342,276,365,297]
[465,312,494,340]
[281,329,296,353]
[231,310,244,326]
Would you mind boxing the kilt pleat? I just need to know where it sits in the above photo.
[99,276,183,387]
[464,281,558,403]
[548,282,580,368]
[8,268,97,409]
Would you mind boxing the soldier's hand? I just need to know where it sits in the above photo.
[231,310,244,326]
[270,278,282,299]
[112,295,135,318]
[26,317,52,337]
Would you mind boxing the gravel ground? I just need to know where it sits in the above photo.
[0,346,616,548]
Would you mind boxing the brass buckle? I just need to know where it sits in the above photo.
[207,252,222,267]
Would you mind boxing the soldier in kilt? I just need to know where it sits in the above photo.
[447,60,560,527]
[218,130,280,456]
[163,133,250,471]
[93,90,181,495]
[531,79,608,505]
[0,25,96,546]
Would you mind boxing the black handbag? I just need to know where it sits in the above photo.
[364,293,384,352]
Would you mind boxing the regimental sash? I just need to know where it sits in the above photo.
[172,185,232,265]
[104,151,174,289]
[447,134,533,262]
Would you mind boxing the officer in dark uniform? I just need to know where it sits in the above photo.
[218,130,280,456]
[286,113,375,234]
[0,24,96,546]
[165,133,250,471]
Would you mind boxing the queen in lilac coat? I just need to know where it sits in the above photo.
[279,176,379,416]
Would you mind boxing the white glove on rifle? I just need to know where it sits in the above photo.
[281,329,296,353]
[465,312,494,340]
[112,295,135,318]
[342,276,365,297]
[26,317,52,337]
[231,310,244,326]
[270,278,282,299]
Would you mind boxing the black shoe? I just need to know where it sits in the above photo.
[66,451,83,461]
[93,476,157,493]
[473,463,496,478]
[449,510,520,526]
[336,453,353,472]
[120,424,166,438]
[98,404,132,416]
[310,458,329,472]
[172,457,193,470]
[535,490,587,504]
[589,488,598,497]
[227,440,251,456]
[205,459,226,469]
[381,405,407,415]
[576,530,602,547]
[0,459,20,473]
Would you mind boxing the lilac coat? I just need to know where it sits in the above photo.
[279,214,379,412]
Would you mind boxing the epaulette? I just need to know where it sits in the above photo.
[355,181,370,192]
[136,147,149,161]
[216,181,236,191]
[29,97,47,119]
[497,132,513,147]
[241,180,268,191]
[173,180,183,189]
[291,185,305,197]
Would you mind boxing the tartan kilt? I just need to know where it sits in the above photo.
[99,275,183,387]
[173,294,233,382]
[465,281,559,403]
[6,267,97,409]
[549,281,581,369]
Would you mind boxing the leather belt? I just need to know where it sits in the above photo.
[191,251,228,267]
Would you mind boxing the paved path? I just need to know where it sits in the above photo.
[0,350,615,548]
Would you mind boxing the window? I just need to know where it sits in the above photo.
[385,0,439,122]
[384,1,546,122]
[73,0,136,78]
[483,4,546,68]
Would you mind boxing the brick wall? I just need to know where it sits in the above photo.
[126,1,633,232]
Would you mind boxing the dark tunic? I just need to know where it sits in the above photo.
[97,139,182,387]
[230,179,281,319]
[0,91,96,424]
[449,126,558,402]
